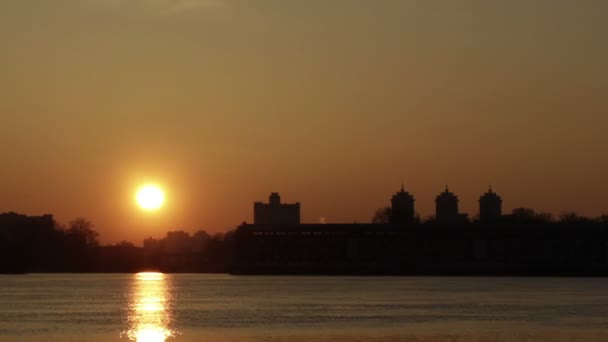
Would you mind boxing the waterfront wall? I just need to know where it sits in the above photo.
[232,222,608,275]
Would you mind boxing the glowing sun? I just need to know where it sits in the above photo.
[136,184,165,211]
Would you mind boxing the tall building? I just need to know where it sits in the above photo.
[435,186,461,223]
[479,187,502,222]
[254,193,300,224]
[0,212,54,231]
[390,184,415,224]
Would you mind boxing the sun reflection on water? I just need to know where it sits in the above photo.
[124,272,176,342]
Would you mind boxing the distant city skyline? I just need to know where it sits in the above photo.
[1,0,607,243]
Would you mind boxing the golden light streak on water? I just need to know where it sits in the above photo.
[124,272,176,341]
[135,272,165,281]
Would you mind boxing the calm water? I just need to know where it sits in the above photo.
[1,274,608,341]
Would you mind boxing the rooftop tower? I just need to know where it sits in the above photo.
[435,186,460,223]
[390,184,415,224]
[479,187,503,222]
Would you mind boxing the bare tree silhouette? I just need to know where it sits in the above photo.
[511,208,552,223]
[65,218,99,248]
[371,207,391,223]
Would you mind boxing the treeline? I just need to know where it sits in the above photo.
[0,213,235,273]
[4,208,608,274]
[136,230,235,273]
[0,216,100,273]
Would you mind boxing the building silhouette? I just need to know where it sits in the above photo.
[0,212,54,229]
[0,212,55,273]
[435,186,467,223]
[390,185,415,224]
[254,192,300,224]
[479,187,502,222]
[234,189,608,275]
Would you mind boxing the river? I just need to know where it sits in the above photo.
[1,274,608,341]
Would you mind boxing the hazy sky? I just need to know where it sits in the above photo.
[1,0,607,243]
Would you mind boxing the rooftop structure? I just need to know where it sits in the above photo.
[254,193,300,225]
[390,184,415,224]
[479,187,503,222]
[435,186,465,223]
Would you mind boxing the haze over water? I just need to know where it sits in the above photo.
[1,274,608,341]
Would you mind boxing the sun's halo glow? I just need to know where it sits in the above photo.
[136,185,165,211]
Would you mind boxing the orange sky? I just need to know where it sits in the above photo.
[1,1,607,244]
